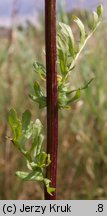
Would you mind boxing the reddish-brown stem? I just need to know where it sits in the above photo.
[45,0,58,200]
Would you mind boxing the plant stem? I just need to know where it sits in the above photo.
[45,0,58,200]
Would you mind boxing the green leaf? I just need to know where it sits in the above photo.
[36,152,47,167]
[72,89,81,100]
[33,62,46,80]
[59,22,75,57]
[73,16,86,46]
[46,154,51,166]
[23,121,33,139]
[57,34,68,76]
[93,11,99,28]
[34,81,43,98]
[68,89,81,104]
[92,5,103,30]
[59,53,67,75]
[22,110,31,131]
[36,134,44,155]
[97,4,103,17]
[16,171,29,179]
[44,178,55,195]
[19,121,33,151]
[33,119,43,138]
[29,95,46,109]
[8,108,22,144]
[58,82,68,109]
[47,187,55,196]
[44,178,51,188]
[26,160,32,171]
[58,92,68,108]
[67,78,94,95]
[58,83,68,93]
[35,152,51,168]
[16,170,44,181]
[31,119,44,157]
[36,96,46,109]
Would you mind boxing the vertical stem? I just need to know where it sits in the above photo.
[45,0,58,200]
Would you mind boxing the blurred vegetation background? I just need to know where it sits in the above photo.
[0,0,107,199]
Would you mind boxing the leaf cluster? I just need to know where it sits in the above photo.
[31,5,103,109]
[8,108,55,195]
